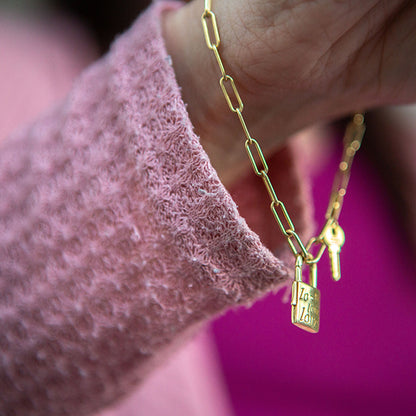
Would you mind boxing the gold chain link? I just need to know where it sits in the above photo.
[325,113,365,221]
[201,2,364,263]
[306,113,365,263]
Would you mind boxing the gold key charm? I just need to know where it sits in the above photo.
[323,222,345,281]
[291,255,320,333]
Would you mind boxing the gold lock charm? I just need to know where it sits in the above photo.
[291,255,320,333]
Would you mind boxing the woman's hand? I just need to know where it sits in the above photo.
[163,0,416,184]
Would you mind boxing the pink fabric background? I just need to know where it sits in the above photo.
[213,140,416,415]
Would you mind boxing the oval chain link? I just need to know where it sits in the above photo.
[201,1,364,263]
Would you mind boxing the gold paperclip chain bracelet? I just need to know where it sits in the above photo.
[201,0,365,333]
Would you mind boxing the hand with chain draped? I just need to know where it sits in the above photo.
[163,0,416,184]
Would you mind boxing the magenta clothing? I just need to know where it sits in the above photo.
[214,148,416,416]
[0,2,311,415]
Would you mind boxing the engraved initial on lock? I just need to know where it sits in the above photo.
[291,255,320,333]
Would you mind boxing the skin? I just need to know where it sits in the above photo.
[162,0,416,185]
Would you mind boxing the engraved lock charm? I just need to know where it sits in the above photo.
[291,255,320,333]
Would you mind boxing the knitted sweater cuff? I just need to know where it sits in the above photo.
[0,2,311,415]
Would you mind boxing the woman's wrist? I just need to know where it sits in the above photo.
[162,1,305,184]
[162,2,245,184]
[162,0,416,185]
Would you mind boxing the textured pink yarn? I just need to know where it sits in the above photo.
[0,2,311,415]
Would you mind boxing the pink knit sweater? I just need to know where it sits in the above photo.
[0,2,311,415]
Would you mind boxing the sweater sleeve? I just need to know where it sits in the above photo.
[0,2,305,415]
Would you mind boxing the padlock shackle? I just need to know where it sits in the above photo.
[309,263,318,288]
[295,255,303,282]
[295,254,318,288]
